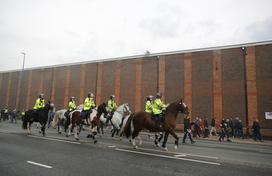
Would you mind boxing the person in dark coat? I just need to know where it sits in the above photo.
[203,117,209,138]
[237,120,244,139]
[229,118,234,137]
[219,119,231,142]
[252,119,262,142]
[182,116,195,144]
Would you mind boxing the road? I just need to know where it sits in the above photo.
[0,122,272,176]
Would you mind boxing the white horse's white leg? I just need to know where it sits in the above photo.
[137,136,143,146]
[27,123,31,135]
[66,124,72,137]
[74,125,79,140]
[132,138,138,149]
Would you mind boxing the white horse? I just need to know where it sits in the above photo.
[51,109,66,134]
[93,103,131,138]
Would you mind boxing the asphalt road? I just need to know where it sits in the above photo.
[0,122,272,176]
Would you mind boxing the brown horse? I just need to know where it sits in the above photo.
[123,99,189,150]
[67,110,100,143]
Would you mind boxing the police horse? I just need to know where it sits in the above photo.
[22,101,54,136]
[123,99,189,150]
[90,103,132,138]
[51,109,66,134]
[51,105,83,134]
[66,103,107,143]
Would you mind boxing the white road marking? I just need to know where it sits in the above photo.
[115,148,221,166]
[135,147,219,159]
[108,145,116,148]
[29,135,81,145]
[27,161,52,169]
[174,154,187,157]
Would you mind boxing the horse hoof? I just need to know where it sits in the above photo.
[156,143,160,147]
[94,140,97,144]
[39,131,41,134]
[174,145,178,150]
[162,147,168,151]
[133,146,138,149]
[75,138,79,141]
[58,132,62,134]
[66,134,68,137]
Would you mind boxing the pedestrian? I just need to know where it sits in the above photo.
[252,119,262,142]
[10,109,17,123]
[182,116,195,144]
[203,117,209,138]
[229,118,234,137]
[193,117,201,137]
[237,120,244,139]
[199,118,204,137]
[233,117,239,137]
[210,117,217,136]
[219,119,231,142]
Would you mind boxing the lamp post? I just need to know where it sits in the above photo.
[18,52,26,111]
[241,47,249,138]
[21,52,26,70]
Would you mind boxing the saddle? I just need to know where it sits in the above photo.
[151,110,165,122]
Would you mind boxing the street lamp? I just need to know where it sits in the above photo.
[21,52,26,70]
[241,47,249,137]
[17,52,26,111]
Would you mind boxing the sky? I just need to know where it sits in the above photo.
[0,0,271,71]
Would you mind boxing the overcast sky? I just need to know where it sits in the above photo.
[0,0,271,71]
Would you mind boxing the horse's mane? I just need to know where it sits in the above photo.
[165,101,180,112]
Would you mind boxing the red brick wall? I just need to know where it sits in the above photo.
[255,44,272,129]
[192,51,214,120]
[140,57,158,111]
[120,59,136,111]
[1,43,272,136]
[221,48,246,124]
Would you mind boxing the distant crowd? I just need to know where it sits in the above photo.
[182,116,263,143]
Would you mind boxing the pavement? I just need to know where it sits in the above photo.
[0,121,272,176]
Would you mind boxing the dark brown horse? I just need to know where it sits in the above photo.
[123,99,189,150]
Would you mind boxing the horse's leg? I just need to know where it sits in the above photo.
[154,133,160,147]
[111,127,116,138]
[101,123,104,135]
[41,123,46,136]
[162,132,169,151]
[27,122,31,135]
[168,129,179,150]
[74,125,79,140]
[137,136,142,146]
[158,132,163,142]
[66,123,72,137]
[131,129,140,149]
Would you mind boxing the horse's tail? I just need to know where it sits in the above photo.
[22,111,28,129]
[51,112,59,128]
[124,113,134,138]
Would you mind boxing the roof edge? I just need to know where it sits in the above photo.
[1,40,272,73]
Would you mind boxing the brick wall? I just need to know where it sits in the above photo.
[0,43,272,136]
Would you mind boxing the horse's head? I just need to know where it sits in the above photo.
[176,99,190,117]
[123,103,131,115]
[97,102,108,117]
[45,101,54,111]
[117,103,131,115]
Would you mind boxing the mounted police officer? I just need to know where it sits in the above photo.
[65,96,76,120]
[145,95,154,113]
[106,94,118,124]
[81,92,96,122]
[33,93,45,111]
[152,92,166,128]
